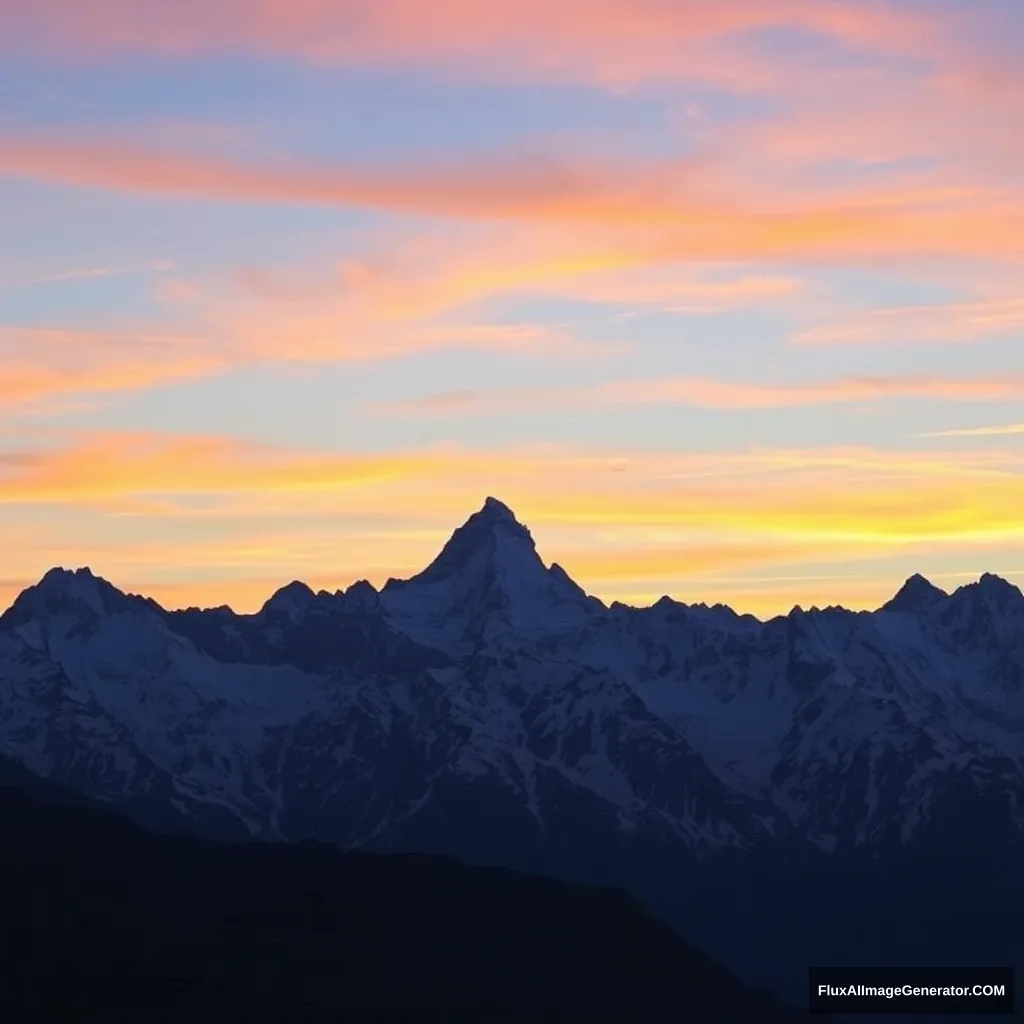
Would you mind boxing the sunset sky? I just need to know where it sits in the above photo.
[1,0,1023,617]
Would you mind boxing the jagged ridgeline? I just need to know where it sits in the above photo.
[1,497,1022,1002]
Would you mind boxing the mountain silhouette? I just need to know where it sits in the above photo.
[0,755,810,1019]
[1,497,1021,1009]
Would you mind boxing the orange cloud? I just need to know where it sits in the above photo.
[322,234,805,319]
[1,430,1022,540]
[0,326,225,410]
[209,305,618,364]
[0,203,1016,415]
[0,216,810,415]
[0,432,473,504]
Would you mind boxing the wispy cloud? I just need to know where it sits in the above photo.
[0,267,111,288]
[718,68,1024,182]
[0,260,172,291]
[0,134,681,225]
[0,0,945,88]
[322,235,806,318]
[0,432,463,505]
[0,326,224,410]
[0,266,621,411]
[207,304,621,364]
[38,88,99,111]
[369,372,1024,418]
[793,298,1024,347]
[919,423,1024,439]
[588,374,1024,409]
[3,133,1023,268]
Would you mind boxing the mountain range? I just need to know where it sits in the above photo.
[1,496,1021,1005]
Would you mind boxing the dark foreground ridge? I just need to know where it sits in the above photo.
[0,758,809,1020]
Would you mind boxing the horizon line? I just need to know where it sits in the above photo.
[4,561,1020,625]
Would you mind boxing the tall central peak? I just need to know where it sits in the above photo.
[402,497,537,587]
[481,495,516,519]
[378,498,597,651]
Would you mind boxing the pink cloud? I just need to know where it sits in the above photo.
[793,298,1024,347]
[0,1,945,88]
[369,372,1024,417]
[0,134,651,223]
[0,308,615,413]
[595,375,1024,409]
[705,68,1024,215]
[3,132,1023,267]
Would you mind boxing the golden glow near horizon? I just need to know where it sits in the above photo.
[0,433,1021,617]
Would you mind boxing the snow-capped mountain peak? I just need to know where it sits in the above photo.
[392,495,537,587]
[379,497,597,650]
[881,573,947,614]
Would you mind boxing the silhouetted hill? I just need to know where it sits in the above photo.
[0,761,809,1019]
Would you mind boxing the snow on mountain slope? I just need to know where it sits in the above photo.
[566,590,1024,848]
[0,568,328,834]
[380,497,601,654]
[0,498,1022,861]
